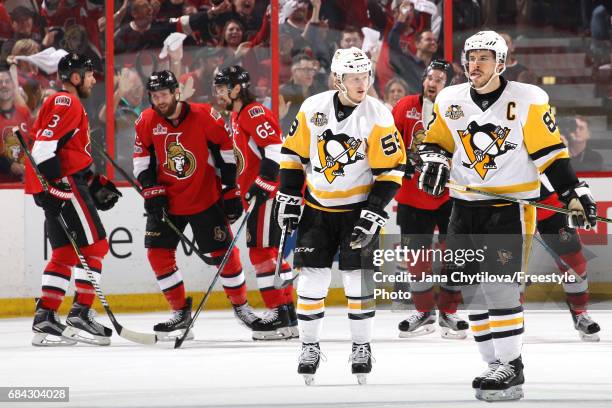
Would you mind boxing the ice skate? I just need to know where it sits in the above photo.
[66,302,113,346]
[31,301,78,347]
[479,356,524,402]
[438,312,468,339]
[252,305,292,341]
[286,302,299,339]
[398,310,436,338]
[298,342,323,385]
[350,343,373,385]
[232,302,261,330]
[571,310,601,342]
[154,297,194,342]
[472,360,500,400]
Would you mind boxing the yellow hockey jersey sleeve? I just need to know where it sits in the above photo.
[423,103,456,154]
[367,124,406,185]
[280,110,310,171]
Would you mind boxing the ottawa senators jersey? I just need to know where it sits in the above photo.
[25,92,92,194]
[281,90,406,211]
[0,105,31,183]
[133,103,235,215]
[230,102,282,199]
[392,94,449,210]
[424,81,568,202]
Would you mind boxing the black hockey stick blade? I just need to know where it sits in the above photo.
[273,222,294,289]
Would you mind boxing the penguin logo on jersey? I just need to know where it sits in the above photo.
[458,121,516,179]
[163,133,196,179]
[315,129,365,183]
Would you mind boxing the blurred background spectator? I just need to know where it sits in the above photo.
[560,115,604,172]
[383,76,409,110]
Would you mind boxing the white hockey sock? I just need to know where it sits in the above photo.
[489,306,524,362]
[469,310,496,363]
[297,296,325,343]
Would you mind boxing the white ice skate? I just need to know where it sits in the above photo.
[438,312,468,340]
[398,310,436,338]
[571,311,601,342]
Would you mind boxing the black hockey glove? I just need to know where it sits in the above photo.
[275,191,302,231]
[349,207,388,249]
[418,148,450,196]
[222,186,243,224]
[142,185,169,221]
[88,174,122,211]
[244,176,278,207]
[558,181,597,230]
[404,151,422,180]
[34,181,73,217]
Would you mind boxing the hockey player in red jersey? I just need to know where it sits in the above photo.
[133,70,261,341]
[25,53,122,346]
[392,59,468,339]
[213,66,297,340]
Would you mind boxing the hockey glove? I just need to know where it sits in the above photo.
[275,191,302,230]
[559,181,597,230]
[34,181,73,217]
[404,151,422,180]
[349,207,388,249]
[245,176,278,206]
[222,186,243,224]
[88,174,122,211]
[418,149,450,197]
[142,185,169,221]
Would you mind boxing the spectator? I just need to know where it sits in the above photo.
[281,0,311,54]
[389,26,438,94]
[0,2,11,38]
[220,18,246,51]
[0,6,41,63]
[338,26,364,49]
[560,115,604,172]
[499,32,529,81]
[590,0,611,68]
[114,0,177,54]
[8,39,51,92]
[383,76,409,110]
[179,47,225,103]
[279,53,326,133]
[0,64,31,183]
[233,0,266,38]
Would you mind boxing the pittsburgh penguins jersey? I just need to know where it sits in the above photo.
[424,81,568,202]
[281,90,406,211]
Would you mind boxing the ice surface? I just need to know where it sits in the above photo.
[1,307,611,408]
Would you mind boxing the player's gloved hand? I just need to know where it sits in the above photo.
[244,175,277,206]
[403,151,422,180]
[142,185,168,221]
[559,181,597,230]
[88,174,122,211]
[34,181,73,217]
[222,185,243,224]
[418,148,450,196]
[349,206,388,249]
[275,191,302,230]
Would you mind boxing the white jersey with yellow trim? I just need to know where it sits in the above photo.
[281,90,406,210]
[424,80,569,202]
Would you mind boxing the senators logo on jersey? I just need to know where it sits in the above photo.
[163,133,196,179]
[459,121,515,179]
[314,129,365,184]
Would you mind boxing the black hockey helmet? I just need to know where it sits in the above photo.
[146,70,179,93]
[58,53,94,83]
[213,65,250,90]
[422,59,454,86]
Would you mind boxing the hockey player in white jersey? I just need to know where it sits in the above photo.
[418,31,597,401]
[276,47,406,385]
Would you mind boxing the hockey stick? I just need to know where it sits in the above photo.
[91,140,215,265]
[447,182,612,224]
[15,128,157,345]
[174,200,256,349]
[272,222,296,289]
[313,140,358,173]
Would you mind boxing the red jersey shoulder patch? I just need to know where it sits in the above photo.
[54,95,72,107]
[248,106,265,118]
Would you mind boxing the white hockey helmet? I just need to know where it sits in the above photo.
[331,47,372,105]
[462,31,508,85]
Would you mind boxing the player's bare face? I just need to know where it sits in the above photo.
[150,89,178,117]
[467,50,497,88]
[77,71,96,99]
[422,70,447,102]
[342,72,369,103]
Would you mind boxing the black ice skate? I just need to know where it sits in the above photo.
[31,300,78,347]
[286,302,299,339]
[66,302,113,346]
[350,343,374,385]
[570,309,601,342]
[398,310,436,338]
[252,305,291,341]
[479,356,524,402]
[232,302,261,330]
[298,342,324,386]
[472,360,500,400]
[438,312,469,340]
[154,297,194,342]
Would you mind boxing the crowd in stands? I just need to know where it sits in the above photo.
[0,0,610,183]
